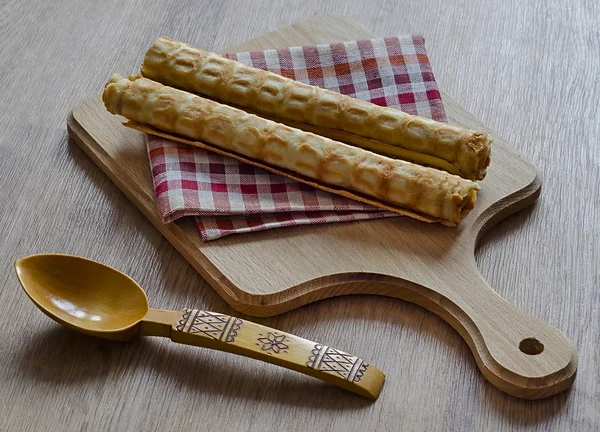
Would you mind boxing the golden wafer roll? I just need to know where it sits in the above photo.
[141,37,492,180]
[103,74,480,225]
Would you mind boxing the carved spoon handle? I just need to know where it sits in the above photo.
[141,308,385,400]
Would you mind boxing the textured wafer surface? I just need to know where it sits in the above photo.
[103,74,480,224]
[141,37,492,180]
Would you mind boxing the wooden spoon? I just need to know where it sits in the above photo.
[14,254,384,399]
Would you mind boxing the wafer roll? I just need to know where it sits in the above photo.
[141,37,492,180]
[103,74,480,225]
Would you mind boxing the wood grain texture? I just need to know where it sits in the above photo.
[0,0,598,430]
[68,15,576,400]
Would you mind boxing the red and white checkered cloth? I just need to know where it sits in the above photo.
[147,35,447,241]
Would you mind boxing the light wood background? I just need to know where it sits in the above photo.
[0,0,597,430]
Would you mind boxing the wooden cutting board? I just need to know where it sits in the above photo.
[67,14,577,400]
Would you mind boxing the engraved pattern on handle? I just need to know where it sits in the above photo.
[256,332,290,355]
[175,308,243,343]
[306,344,369,383]
[168,309,382,398]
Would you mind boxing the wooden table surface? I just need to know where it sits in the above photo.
[1,1,598,430]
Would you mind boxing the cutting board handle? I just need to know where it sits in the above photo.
[377,270,577,399]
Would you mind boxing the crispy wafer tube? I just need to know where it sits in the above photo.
[141,37,492,180]
[103,74,480,225]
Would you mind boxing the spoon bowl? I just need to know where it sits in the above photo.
[14,254,385,399]
[16,254,149,340]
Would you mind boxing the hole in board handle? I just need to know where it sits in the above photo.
[519,337,544,355]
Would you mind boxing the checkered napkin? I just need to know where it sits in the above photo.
[147,35,447,241]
